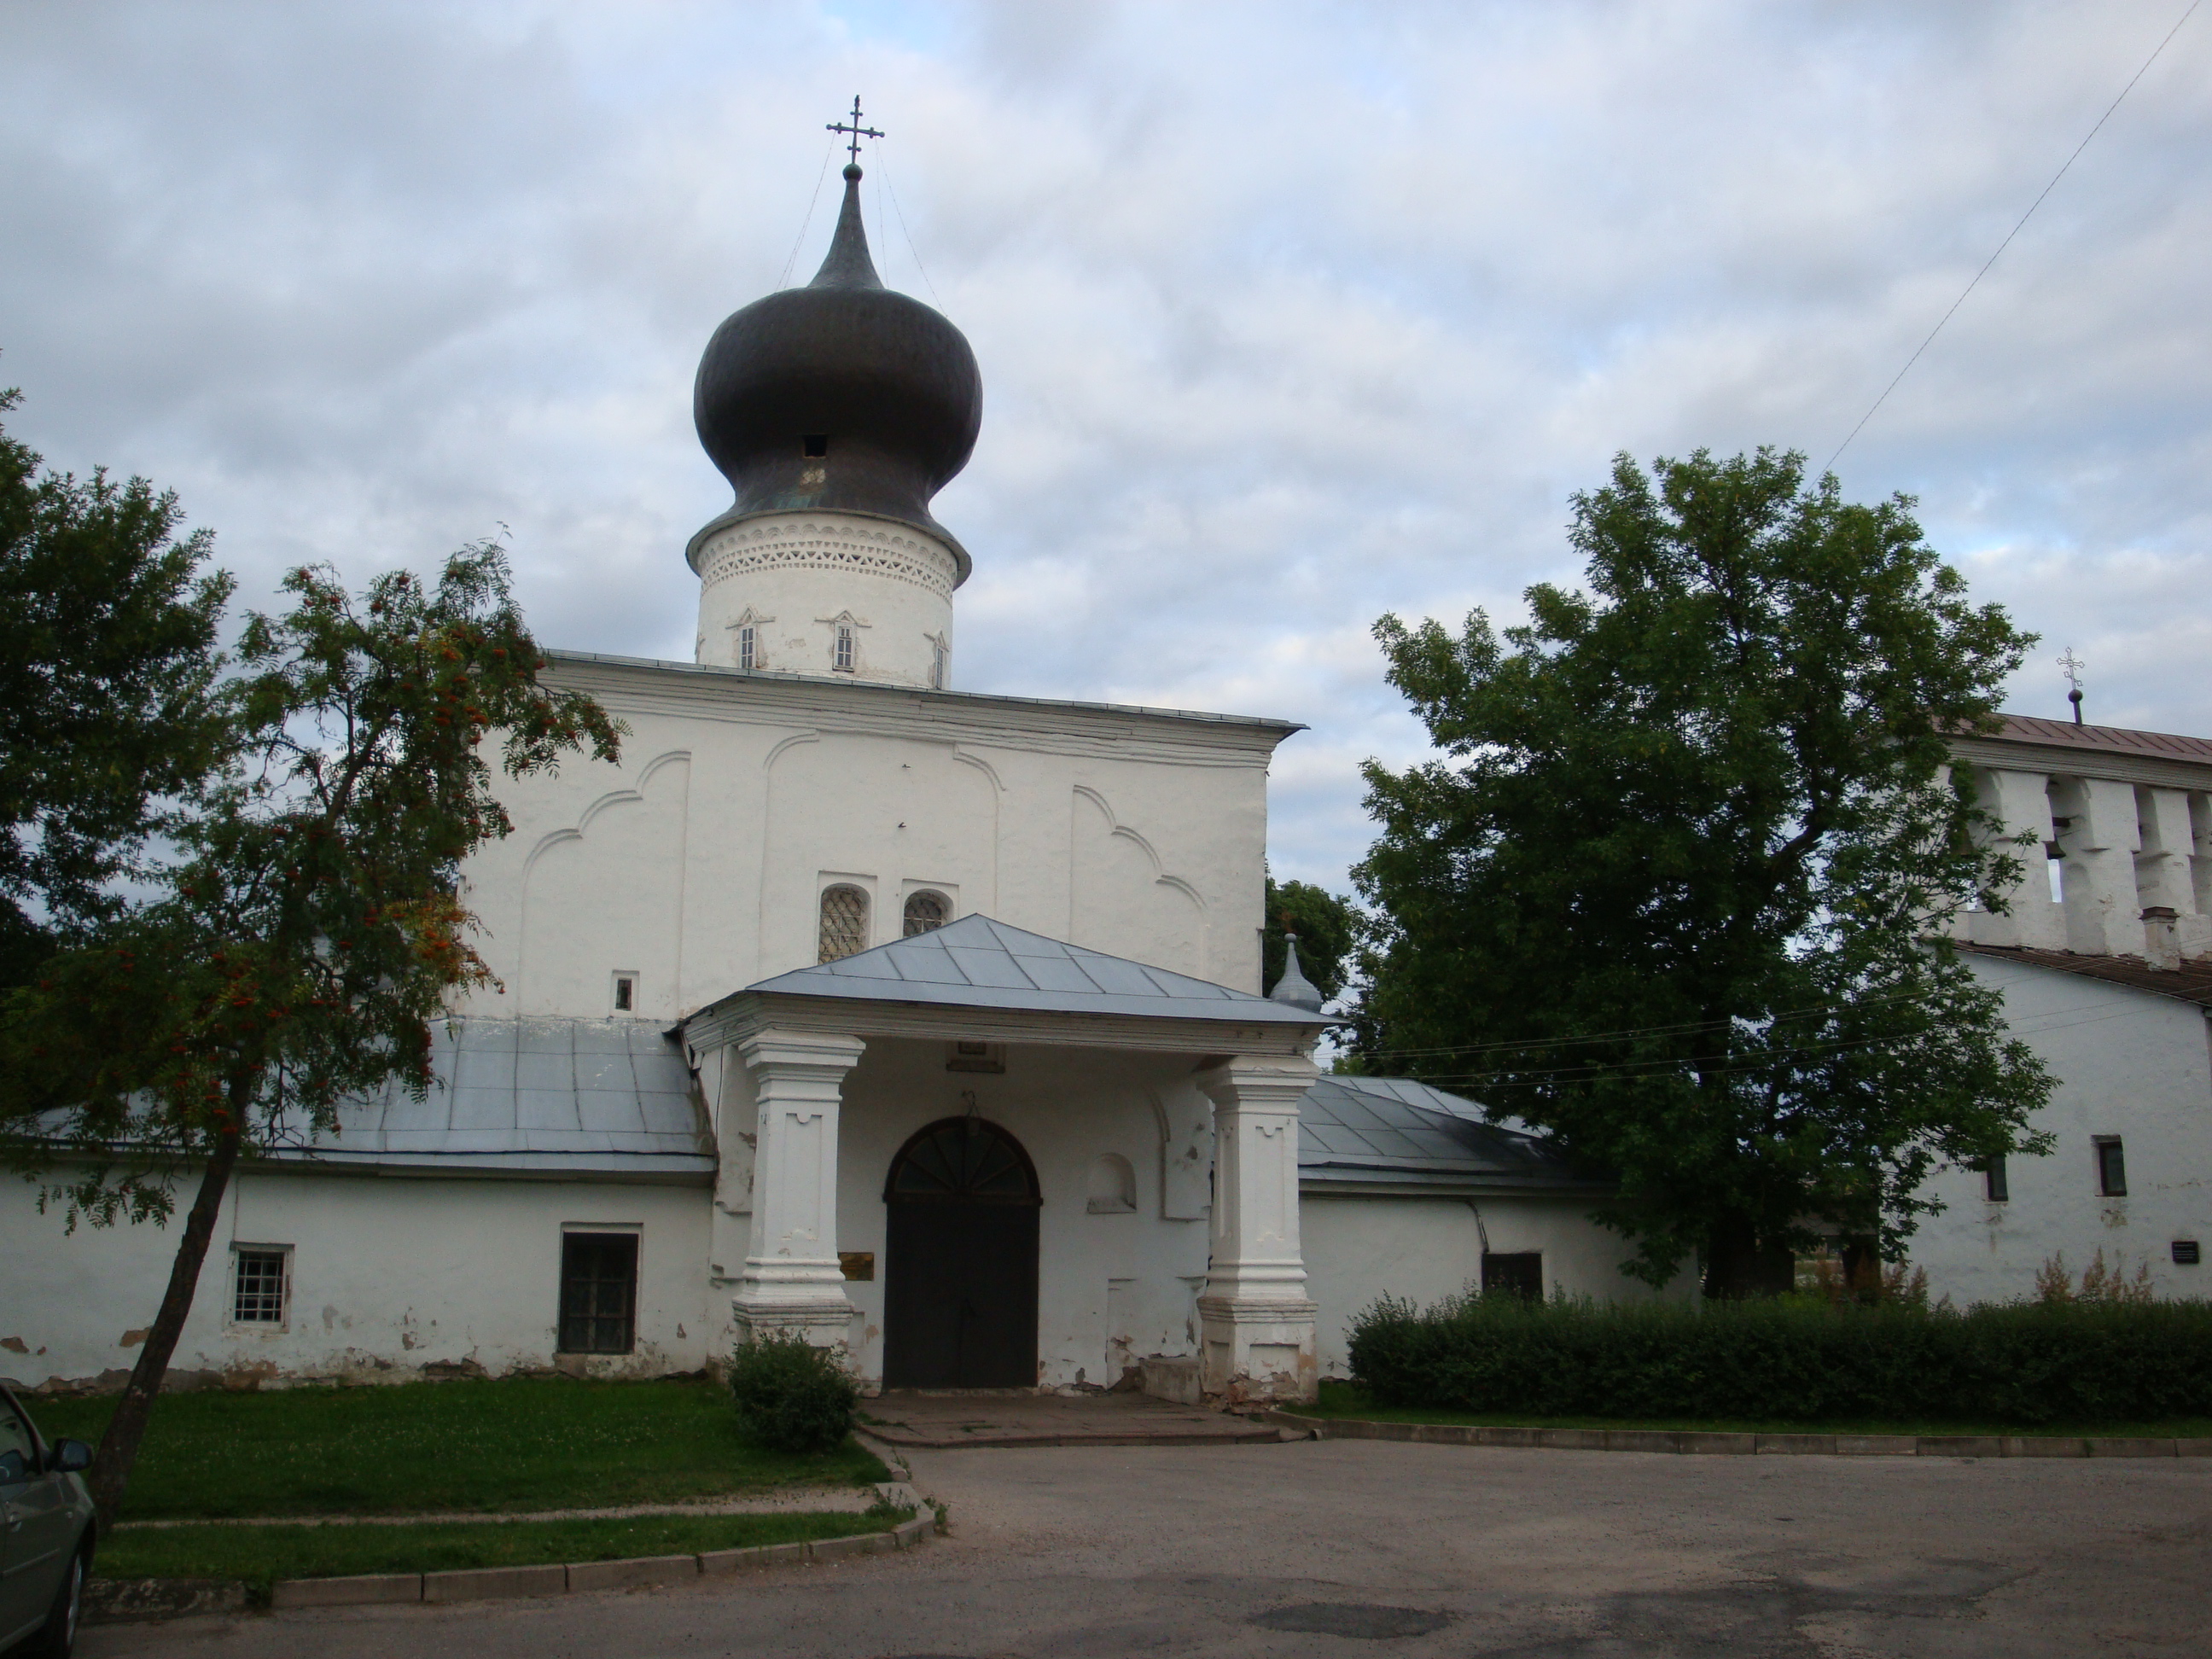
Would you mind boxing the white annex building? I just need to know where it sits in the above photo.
[3,160,1668,1401]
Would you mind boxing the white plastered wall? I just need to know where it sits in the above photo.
[1909,956,2212,1305]
[463,660,1282,1026]
[0,1172,713,1391]
[1301,1193,1691,1379]
[691,512,957,690]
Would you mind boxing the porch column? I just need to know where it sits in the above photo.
[1195,1054,1320,1404]
[731,1027,865,1349]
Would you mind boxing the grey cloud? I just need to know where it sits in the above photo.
[3,0,2204,896]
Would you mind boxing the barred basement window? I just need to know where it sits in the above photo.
[736,624,757,671]
[904,890,948,936]
[2094,1136,2128,1197]
[1481,1251,1543,1301]
[833,622,856,673]
[558,1232,637,1355]
[231,1247,290,1326]
[818,884,869,962]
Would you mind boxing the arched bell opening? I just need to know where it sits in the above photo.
[881,1116,1041,1388]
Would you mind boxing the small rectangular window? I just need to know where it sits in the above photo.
[2095,1137,2127,1197]
[736,624,756,672]
[834,624,855,673]
[802,434,829,458]
[612,973,636,1013]
[231,1247,290,1326]
[559,1232,638,1354]
[1982,1155,2009,1203]
[931,637,948,690]
[1481,1251,1544,1301]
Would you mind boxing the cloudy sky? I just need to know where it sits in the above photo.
[4,1,2207,891]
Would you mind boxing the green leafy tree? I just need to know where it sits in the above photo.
[1262,875,1357,1004]
[0,390,232,985]
[1349,448,2054,1297]
[0,546,621,1524]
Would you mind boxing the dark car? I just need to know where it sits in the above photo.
[0,1382,95,1657]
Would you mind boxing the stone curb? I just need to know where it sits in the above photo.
[1260,1411,2212,1460]
[96,1521,932,1621]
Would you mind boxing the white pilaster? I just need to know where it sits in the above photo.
[731,1027,866,1347]
[2052,777,2144,955]
[1195,1054,1320,1404]
[1965,767,2067,950]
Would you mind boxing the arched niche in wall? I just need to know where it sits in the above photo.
[1086,1153,1138,1214]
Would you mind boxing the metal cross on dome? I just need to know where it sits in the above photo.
[827,96,882,165]
[2058,646,2087,725]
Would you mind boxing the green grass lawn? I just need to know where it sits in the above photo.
[96,1508,904,1590]
[1290,1380,2212,1440]
[32,1377,888,1522]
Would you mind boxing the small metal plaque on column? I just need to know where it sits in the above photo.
[2174,1240,2201,1266]
[840,1252,876,1281]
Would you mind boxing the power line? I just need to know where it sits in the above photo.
[1825,1,2199,469]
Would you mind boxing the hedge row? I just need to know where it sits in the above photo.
[1347,1291,2212,1426]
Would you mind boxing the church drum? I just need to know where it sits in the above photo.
[881,1117,1040,1388]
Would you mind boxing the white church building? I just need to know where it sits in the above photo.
[3,158,1665,1402]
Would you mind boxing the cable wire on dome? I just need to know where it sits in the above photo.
[777,134,838,289]
[872,134,943,306]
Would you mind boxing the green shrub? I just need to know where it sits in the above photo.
[1347,1289,2212,1427]
[727,1332,862,1453]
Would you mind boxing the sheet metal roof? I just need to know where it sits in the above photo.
[271,1018,713,1179]
[742,914,1327,1026]
[1298,1074,1604,1194]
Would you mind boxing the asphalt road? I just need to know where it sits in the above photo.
[81,1438,2212,1657]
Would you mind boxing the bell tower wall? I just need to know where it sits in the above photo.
[691,509,957,689]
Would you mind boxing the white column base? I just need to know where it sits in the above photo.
[1197,1295,1319,1405]
[731,1294,857,1349]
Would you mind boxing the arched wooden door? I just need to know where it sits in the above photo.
[882,1117,1041,1388]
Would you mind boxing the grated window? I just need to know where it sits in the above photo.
[904,891,948,936]
[613,974,636,1013]
[232,1248,289,1325]
[557,1232,637,1354]
[819,885,869,962]
[834,623,856,673]
[1481,1252,1543,1301]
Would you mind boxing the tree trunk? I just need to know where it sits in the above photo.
[87,1103,245,1530]
[1703,1212,1796,1300]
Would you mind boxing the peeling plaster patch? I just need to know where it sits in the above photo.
[322,1305,338,1330]
[119,1329,149,1348]
[0,1337,27,1354]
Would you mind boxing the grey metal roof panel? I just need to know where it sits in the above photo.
[268,1018,711,1173]
[735,913,1325,1026]
[1296,1075,1598,1190]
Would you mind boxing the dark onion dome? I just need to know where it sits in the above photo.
[690,164,981,582]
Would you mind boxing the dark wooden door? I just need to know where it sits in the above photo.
[882,1118,1040,1388]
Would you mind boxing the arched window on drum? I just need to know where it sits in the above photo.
[904,890,949,937]
[818,884,870,962]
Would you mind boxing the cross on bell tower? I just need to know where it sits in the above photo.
[827,96,882,166]
[2058,647,2087,725]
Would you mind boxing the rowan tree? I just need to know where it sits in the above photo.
[1348,447,2054,1296]
[0,545,621,1524]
